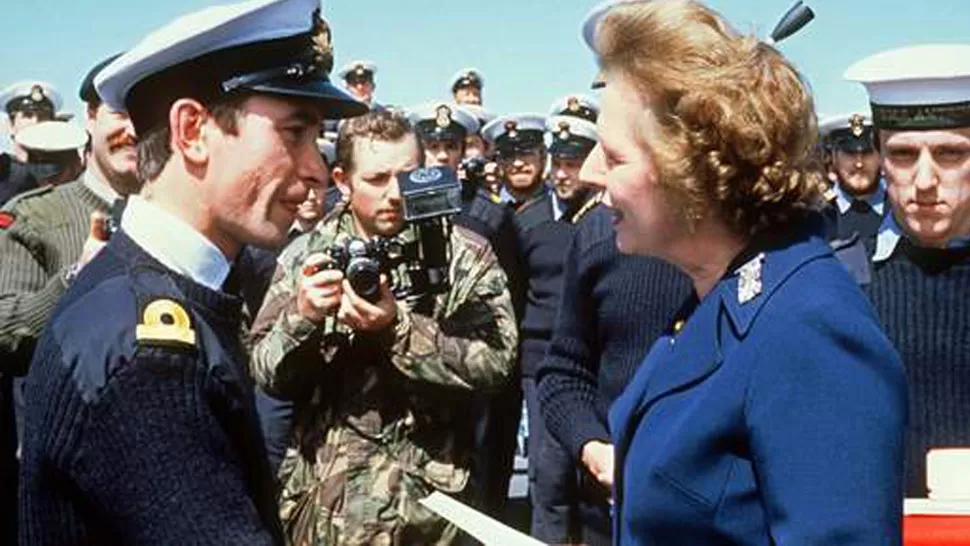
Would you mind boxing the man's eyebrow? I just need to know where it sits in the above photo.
[281,108,321,125]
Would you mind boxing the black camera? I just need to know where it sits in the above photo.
[324,236,400,303]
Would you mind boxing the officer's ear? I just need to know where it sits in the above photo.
[332,165,352,200]
[169,98,209,166]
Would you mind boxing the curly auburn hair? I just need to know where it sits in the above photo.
[595,0,825,236]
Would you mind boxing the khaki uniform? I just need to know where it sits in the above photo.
[249,203,517,545]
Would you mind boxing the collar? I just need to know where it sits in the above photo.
[120,196,231,291]
[872,212,970,263]
[835,177,886,216]
[551,191,566,222]
[720,222,832,337]
[82,169,120,206]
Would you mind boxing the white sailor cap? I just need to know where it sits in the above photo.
[337,60,376,81]
[460,104,495,128]
[14,121,88,153]
[845,44,970,130]
[451,68,484,92]
[546,115,598,159]
[819,112,875,153]
[408,102,479,142]
[581,0,639,52]
[316,138,335,165]
[482,113,546,153]
[548,94,600,123]
[0,81,63,116]
[96,0,366,136]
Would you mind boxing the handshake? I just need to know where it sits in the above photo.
[297,235,401,333]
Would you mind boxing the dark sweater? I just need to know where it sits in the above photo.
[18,231,282,545]
[515,193,578,378]
[867,239,970,497]
[536,205,691,458]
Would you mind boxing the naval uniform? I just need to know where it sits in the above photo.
[18,197,283,544]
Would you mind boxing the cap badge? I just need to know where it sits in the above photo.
[310,12,334,76]
[557,120,571,140]
[29,85,45,103]
[849,113,866,137]
[567,96,580,113]
[505,120,518,139]
[738,252,765,304]
[436,105,452,128]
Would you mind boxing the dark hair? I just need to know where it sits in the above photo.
[135,92,253,182]
[334,110,416,174]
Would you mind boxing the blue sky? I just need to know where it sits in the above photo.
[2,0,969,149]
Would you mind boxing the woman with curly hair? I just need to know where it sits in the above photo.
[579,1,906,544]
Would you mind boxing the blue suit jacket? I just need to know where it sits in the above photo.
[609,228,906,545]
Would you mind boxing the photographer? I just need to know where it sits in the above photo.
[249,110,517,545]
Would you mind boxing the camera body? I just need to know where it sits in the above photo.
[324,236,400,303]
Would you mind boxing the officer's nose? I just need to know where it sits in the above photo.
[513,159,525,170]
[298,141,327,194]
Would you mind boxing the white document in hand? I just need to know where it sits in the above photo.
[420,492,547,546]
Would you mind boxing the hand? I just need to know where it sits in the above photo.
[76,211,109,270]
[336,275,398,332]
[297,253,344,323]
[581,440,615,491]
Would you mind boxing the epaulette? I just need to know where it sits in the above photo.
[135,298,197,349]
[570,192,603,224]
[1,183,54,213]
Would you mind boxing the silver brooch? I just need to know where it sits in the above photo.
[738,252,765,304]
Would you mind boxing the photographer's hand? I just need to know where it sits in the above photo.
[337,275,398,332]
[297,253,344,324]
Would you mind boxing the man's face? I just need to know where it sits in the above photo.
[204,95,327,251]
[337,134,420,239]
[296,163,331,226]
[551,155,587,201]
[498,147,544,195]
[882,127,970,247]
[454,86,482,106]
[832,147,880,196]
[347,77,375,105]
[423,138,463,170]
[464,134,487,159]
[86,103,140,195]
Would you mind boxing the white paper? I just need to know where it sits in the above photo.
[420,492,547,546]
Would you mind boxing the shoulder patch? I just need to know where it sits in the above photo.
[0,211,14,229]
[135,298,197,349]
[2,184,55,211]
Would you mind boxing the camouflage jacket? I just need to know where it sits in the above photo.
[249,203,517,545]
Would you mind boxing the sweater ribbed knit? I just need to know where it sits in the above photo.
[867,240,970,497]
[536,205,691,459]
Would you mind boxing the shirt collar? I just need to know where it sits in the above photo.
[82,169,120,205]
[551,191,566,222]
[872,211,970,263]
[835,177,886,216]
[120,196,231,291]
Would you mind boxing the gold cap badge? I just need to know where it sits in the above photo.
[436,105,452,128]
[849,113,866,137]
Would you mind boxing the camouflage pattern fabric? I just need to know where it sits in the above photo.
[249,203,517,545]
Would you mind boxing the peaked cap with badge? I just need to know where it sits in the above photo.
[482,113,546,156]
[0,81,62,119]
[450,67,484,93]
[548,94,600,123]
[546,115,598,159]
[408,102,480,143]
[819,112,875,154]
[337,59,376,83]
[95,0,367,136]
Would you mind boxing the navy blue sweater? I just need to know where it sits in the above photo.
[18,231,282,545]
[536,205,691,458]
[867,240,970,497]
